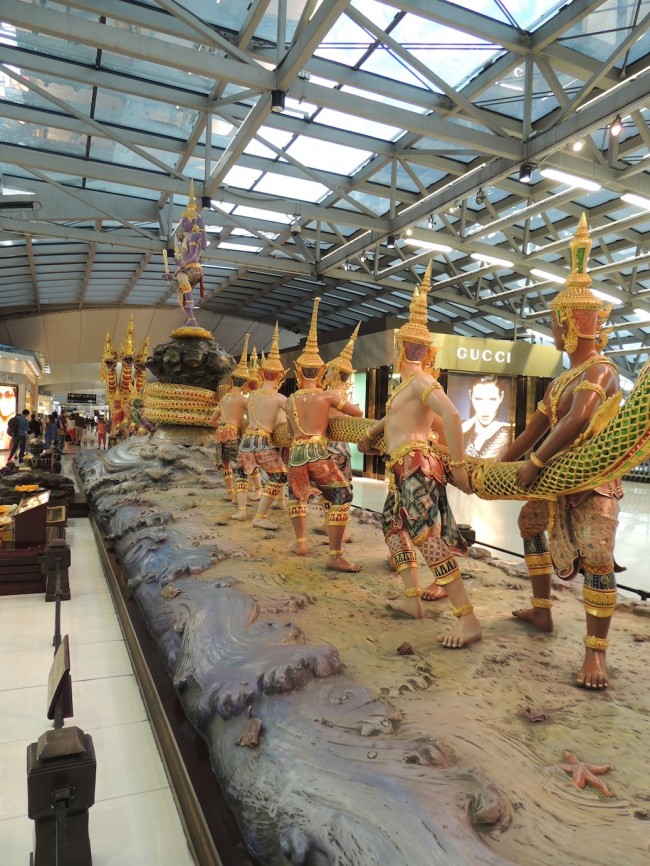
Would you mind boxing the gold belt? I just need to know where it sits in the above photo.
[246,427,272,438]
[219,423,240,434]
[292,434,328,447]
[386,441,432,473]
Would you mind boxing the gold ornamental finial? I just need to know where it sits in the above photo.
[296,297,324,368]
[182,179,198,219]
[396,262,433,346]
[550,214,611,352]
[550,213,601,314]
[120,316,136,358]
[261,322,286,375]
[332,321,361,376]
[232,333,250,379]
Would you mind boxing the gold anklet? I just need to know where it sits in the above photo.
[328,549,342,556]
[296,537,307,544]
[452,603,473,618]
[583,635,609,651]
[404,587,423,598]
[531,597,552,609]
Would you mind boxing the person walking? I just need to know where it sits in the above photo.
[7,409,31,463]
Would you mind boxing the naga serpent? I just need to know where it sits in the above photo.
[273,356,650,502]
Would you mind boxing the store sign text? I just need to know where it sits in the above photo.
[456,347,511,364]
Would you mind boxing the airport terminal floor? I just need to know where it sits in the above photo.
[1,452,648,865]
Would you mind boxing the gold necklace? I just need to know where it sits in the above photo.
[386,374,419,412]
[547,354,611,427]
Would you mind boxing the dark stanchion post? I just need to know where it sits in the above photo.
[52,559,61,651]
[27,636,96,866]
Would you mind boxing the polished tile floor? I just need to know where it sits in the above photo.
[0,516,195,866]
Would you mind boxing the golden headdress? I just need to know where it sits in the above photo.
[396,262,433,346]
[330,321,361,376]
[248,348,259,382]
[120,316,136,360]
[181,179,198,220]
[261,323,286,376]
[296,297,324,368]
[550,214,611,352]
[232,333,250,379]
[99,332,117,381]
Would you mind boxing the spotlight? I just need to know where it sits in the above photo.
[343,260,352,271]
[386,235,396,249]
[427,215,435,229]
[518,163,533,183]
[405,227,413,236]
[271,89,286,113]
[201,196,212,210]
[475,188,486,205]
[571,140,584,152]
[610,115,622,137]
[360,251,367,263]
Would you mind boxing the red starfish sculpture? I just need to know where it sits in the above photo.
[559,750,614,797]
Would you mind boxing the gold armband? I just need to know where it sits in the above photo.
[574,381,607,402]
[529,451,546,469]
[421,381,442,406]
[335,395,347,411]
[448,459,467,469]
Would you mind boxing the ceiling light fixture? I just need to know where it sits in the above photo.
[622,192,650,210]
[427,215,435,229]
[359,251,367,263]
[271,89,286,113]
[571,140,584,152]
[343,260,352,271]
[475,188,486,205]
[405,227,413,236]
[404,239,452,254]
[386,235,396,249]
[539,168,601,191]
[200,196,211,210]
[609,115,622,137]
[518,163,533,183]
[530,268,565,284]
[471,252,514,268]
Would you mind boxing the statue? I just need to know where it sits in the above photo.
[232,324,288,529]
[359,264,481,648]
[286,299,363,573]
[501,214,622,689]
[165,180,207,330]
[209,335,251,504]
[320,322,361,543]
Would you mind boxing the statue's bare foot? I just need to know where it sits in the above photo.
[293,541,308,557]
[230,510,248,522]
[512,606,553,632]
[249,489,262,502]
[421,582,447,601]
[576,651,608,689]
[326,554,362,573]
[252,517,278,530]
[437,613,482,648]
[386,594,424,619]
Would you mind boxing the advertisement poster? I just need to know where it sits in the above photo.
[0,385,17,451]
[446,373,514,459]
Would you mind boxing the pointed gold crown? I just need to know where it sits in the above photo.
[232,333,250,379]
[550,213,603,313]
[296,297,324,367]
[182,179,198,219]
[396,261,433,346]
[261,322,286,374]
[135,336,150,365]
[331,321,361,375]
[120,316,136,358]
